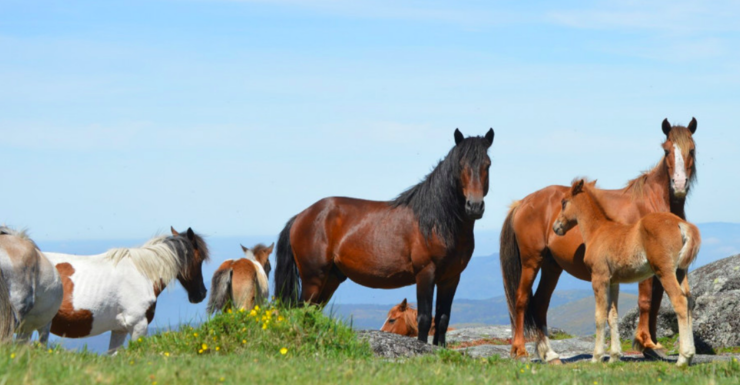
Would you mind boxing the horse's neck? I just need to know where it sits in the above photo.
[575,192,611,242]
[630,157,683,217]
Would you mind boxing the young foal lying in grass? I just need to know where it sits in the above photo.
[553,179,700,367]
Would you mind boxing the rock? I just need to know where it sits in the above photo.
[357,330,436,358]
[620,254,740,353]
[446,325,512,344]
[458,335,595,360]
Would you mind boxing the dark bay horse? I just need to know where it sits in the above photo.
[500,118,697,362]
[275,129,494,345]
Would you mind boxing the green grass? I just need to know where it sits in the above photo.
[2,304,740,384]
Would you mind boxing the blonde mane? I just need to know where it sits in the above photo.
[104,236,183,284]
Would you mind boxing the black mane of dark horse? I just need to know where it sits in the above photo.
[391,134,492,248]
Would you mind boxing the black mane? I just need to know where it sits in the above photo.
[391,136,491,248]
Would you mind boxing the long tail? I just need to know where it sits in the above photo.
[207,268,233,314]
[677,222,702,271]
[275,216,300,306]
[0,271,16,342]
[499,201,536,337]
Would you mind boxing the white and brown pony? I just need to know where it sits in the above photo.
[207,243,273,314]
[553,180,700,366]
[0,227,63,344]
[44,227,209,354]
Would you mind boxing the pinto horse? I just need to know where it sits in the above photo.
[45,227,209,354]
[0,227,63,344]
[275,128,494,346]
[207,243,273,314]
[553,179,700,366]
[500,118,697,362]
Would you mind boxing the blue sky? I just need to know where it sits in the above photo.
[1,0,739,241]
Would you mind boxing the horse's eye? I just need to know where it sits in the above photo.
[561,200,567,210]
[664,150,670,156]
[689,149,695,156]
[388,319,396,324]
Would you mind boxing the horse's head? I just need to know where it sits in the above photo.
[380,298,417,337]
[454,128,494,219]
[171,226,210,303]
[661,118,697,199]
[553,179,594,236]
[241,242,274,277]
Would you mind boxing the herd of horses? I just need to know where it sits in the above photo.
[0,120,700,366]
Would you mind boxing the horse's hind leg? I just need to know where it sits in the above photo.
[511,254,541,360]
[607,284,622,362]
[316,265,346,305]
[532,258,563,364]
[657,272,694,366]
[37,323,52,346]
[108,331,128,355]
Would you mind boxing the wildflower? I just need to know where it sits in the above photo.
[242,340,247,344]
[48,349,53,354]
[262,323,268,330]
[239,308,245,313]
[138,338,142,342]
[249,310,257,317]
[10,353,16,359]
[227,309,232,314]
[164,352,170,357]
[520,369,524,373]
[202,343,208,350]
[216,347,220,351]
[280,348,288,355]
[278,316,285,322]
[220,378,225,382]
[198,349,204,354]
[193,333,198,337]
[130,361,135,365]
[254,305,260,311]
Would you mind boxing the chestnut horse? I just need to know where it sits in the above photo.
[207,243,273,314]
[380,298,436,338]
[553,179,700,366]
[276,128,494,346]
[45,227,209,354]
[500,118,697,362]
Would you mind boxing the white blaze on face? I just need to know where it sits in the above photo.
[672,143,688,194]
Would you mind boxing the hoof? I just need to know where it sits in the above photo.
[516,355,530,363]
[609,354,622,363]
[676,355,691,367]
[643,348,669,361]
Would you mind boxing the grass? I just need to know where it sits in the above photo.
[2,304,740,384]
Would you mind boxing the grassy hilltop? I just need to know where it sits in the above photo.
[2,304,739,385]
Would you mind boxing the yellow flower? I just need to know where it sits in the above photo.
[130,361,134,365]
[138,338,142,342]
[280,347,288,355]
[520,369,524,373]
[48,349,53,354]
[262,323,268,330]
[10,353,16,359]
[202,343,208,350]
[249,310,257,317]
[242,340,247,344]
[254,305,260,311]
[220,378,225,382]
[198,349,203,354]
[164,352,170,357]
[193,333,198,337]
[278,316,285,322]
[215,347,220,351]
[239,308,245,313]
[227,309,232,314]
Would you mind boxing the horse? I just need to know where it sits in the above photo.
[207,243,273,314]
[275,128,494,346]
[0,227,63,344]
[553,179,700,366]
[45,227,209,354]
[499,118,697,362]
[380,298,457,338]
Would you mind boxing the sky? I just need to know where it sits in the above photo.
[1,0,739,242]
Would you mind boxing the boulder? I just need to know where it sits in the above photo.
[357,330,436,358]
[620,254,740,353]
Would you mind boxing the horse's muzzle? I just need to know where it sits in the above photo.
[465,200,485,219]
[189,288,207,304]
[553,221,566,236]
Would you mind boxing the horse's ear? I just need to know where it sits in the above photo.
[241,244,248,253]
[186,227,196,244]
[688,117,697,134]
[170,226,179,236]
[662,118,672,136]
[485,128,494,147]
[454,128,464,145]
[266,242,275,255]
[400,298,408,311]
[572,179,585,195]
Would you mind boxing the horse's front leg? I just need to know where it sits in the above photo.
[591,276,609,363]
[37,323,52,346]
[433,275,460,347]
[415,265,436,344]
[108,331,128,355]
[607,283,622,363]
